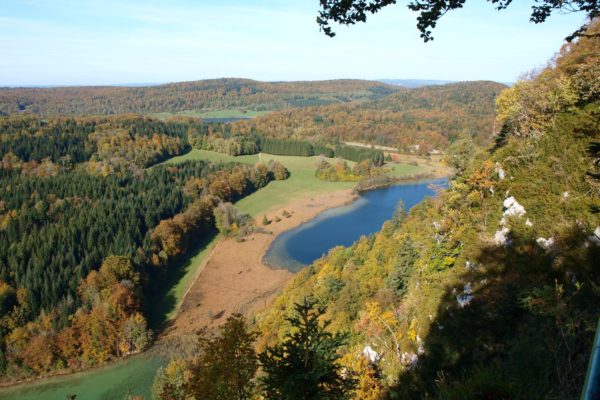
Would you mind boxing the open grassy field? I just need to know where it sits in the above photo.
[385,162,429,178]
[144,235,219,328]
[167,150,354,215]
[150,109,270,120]
[166,149,431,215]
[0,353,163,400]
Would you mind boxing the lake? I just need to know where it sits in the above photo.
[264,178,448,272]
[0,178,446,400]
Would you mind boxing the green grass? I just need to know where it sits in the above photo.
[166,149,360,216]
[164,237,218,320]
[145,235,219,329]
[164,148,260,164]
[0,353,163,400]
[150,109,270,120]
[386,162,429,178]
[166,149,430,216]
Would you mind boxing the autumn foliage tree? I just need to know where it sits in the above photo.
[185,314,258,400]
[2,256,150,375]
[350,356,385,400]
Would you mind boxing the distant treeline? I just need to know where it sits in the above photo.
[0,115,198,173]
[259,137,314,156]
[259,138,339,158]
[189,127,385,165]
[0,78,398,116]
[334,144,384,166]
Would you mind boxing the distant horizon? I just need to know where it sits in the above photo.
[0,77,512,89]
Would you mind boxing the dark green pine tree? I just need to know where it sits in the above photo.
[0,345,6,375]
[386,237,418,297]
[259,297,355,400]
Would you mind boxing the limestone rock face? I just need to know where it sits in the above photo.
[536,237,555,251]
[362,345,379,363]
[494,226,510,245]
[502,196,526,218]
[495,162,506,180]
[588,226,600,246]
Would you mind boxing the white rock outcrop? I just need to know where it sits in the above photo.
[494,227,510,245]
[362,346,380,363]
[465,260,476,271]
[456,283,474,308]
[503,196,526,218]
[416,335,425,355]
[495,162,506,180]
[536,237,555,251]
[494,197,527,246]
[457,294,474,308]
[463,283,473,294]
[401,352,419,369]
[587,227,600,246]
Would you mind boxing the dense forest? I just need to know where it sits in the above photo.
[230,81,506,154]
[0,80,506,158]
[0,79,505,158]
[153,20,600,399]
[0,115,197,172]
[0,79,399,116]
[251,22,600,399]
[0,115,289,379]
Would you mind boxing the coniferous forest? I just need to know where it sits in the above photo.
[0,115,286,376]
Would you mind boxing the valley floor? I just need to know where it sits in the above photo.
[0,150,446,399]
[163,189,356,338]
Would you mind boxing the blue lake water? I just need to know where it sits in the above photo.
[264,178,448,272]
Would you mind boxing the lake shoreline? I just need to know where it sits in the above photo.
[160,188,358,338]
[263,176,450,272]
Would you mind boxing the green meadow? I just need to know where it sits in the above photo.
[165,149,428,215]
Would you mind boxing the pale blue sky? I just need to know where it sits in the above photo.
[0,0,586,86]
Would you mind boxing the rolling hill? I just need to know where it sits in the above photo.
[0,78,400,116]
[230,81,507,154]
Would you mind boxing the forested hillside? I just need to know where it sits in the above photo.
[0,115,289,379]
[0,79,398,116]
[242,22,598,399]
[230,81,506,154]
[0,80,505,157]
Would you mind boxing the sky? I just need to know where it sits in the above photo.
[0,0,588,86]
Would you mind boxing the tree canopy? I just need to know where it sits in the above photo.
[317,0,600,41]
